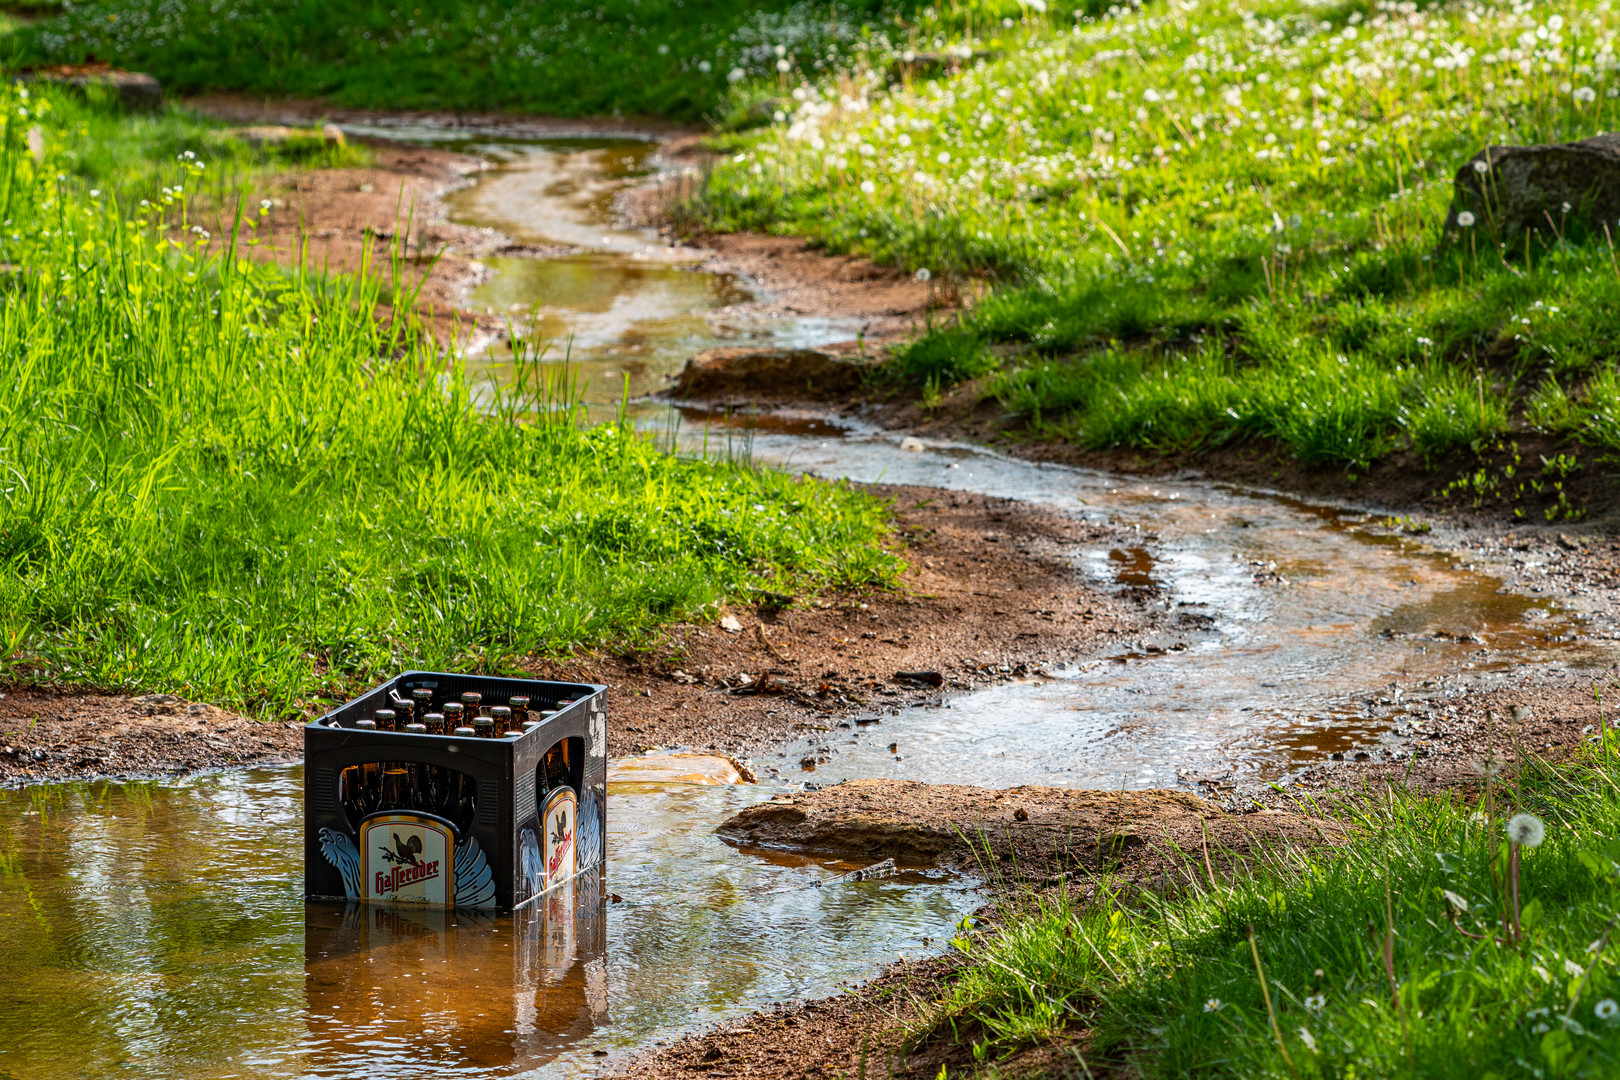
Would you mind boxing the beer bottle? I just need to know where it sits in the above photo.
[508,696,530,728]
[473,714,496,739]
[412,687,433,718]
[355,718,377,731]
[453,725,475,737]
[424,712,446,736]
[460,691,482,719]
[442,702,465,732]
[404,722,427,735]
[341,765,367,823]
[374,709,397,732]
[379,766,409,811]
[395,699,416,730]
[491,705,512,734]
[543,744,569,791]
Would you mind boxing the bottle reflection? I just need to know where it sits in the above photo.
[304,871,607,1074]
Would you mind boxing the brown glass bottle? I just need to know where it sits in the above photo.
[374,709,397,733]
[423,712,446,736]
[411,687,433,718]
[379,766,410,811]
[472,715,496,739]
[460,692,482,720]
[490,705,512,734]
[508,696,529,728]
[442,702,464,733]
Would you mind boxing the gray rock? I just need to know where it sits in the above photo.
[1445,134,1620,239]
[27,67,162,112]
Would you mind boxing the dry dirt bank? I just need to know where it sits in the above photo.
[0,487,1152,786]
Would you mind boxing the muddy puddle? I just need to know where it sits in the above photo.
[721,425,1613,788]
[343,125,859,421]
[0,764,970,1078]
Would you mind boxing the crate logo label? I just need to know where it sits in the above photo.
[543,789,577,888]
[360,814,455,905]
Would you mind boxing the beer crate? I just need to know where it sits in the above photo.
[303,671,607,911]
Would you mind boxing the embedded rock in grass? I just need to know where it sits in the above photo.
[1446,134,1620,238]
[718,778,1346,879]
[673,347,868,400]
[26,65,161,111]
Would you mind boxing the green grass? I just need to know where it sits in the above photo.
[684,0,1620,470]
[936,739,1620,1078]
[0,85,900,717]
[7,0,924,122]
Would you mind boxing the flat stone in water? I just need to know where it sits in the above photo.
[608,752,750,785]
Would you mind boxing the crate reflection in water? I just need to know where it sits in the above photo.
[305,871,608,1074]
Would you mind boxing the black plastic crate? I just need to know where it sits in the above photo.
[304,671,606,910]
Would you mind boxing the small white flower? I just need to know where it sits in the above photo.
[89,189,100,198]
[1596,998,1619,1022]
[1456,211,1476,227]
[698,60,711,73]
[727,67,746,84]
[914,267,932,283]
[776,58,792,73]
[1473,159,1490,174]
[1508,813,1545,848]
[1566,959,1586,978]
[859,179,876,194]
[1305,993,1326,1011]
[1204,998,1223,1012]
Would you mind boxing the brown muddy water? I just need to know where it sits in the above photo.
[0,764,970,1078]
[341,125,862,421]
[2,126,1615,1078]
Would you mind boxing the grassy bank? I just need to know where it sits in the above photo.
[6,0,925,122]
[0,86,899,716]
[936,740,1620,1077]
[682,0,1620,501]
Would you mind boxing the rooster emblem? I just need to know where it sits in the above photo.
[381,832,424,867]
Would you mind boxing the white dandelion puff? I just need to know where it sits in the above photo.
[1508,813,1545,847]
[937,150,952,165]
[914,267,932,282]
[1456,211,1476,227]
[1473,159,1490,174]
[1305,993,1326,1011]
[1576,87,1597,103]
[1596,999,1619,1022]
[727,67,746,84]
[859,179,876,194]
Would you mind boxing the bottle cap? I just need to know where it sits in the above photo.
[404,723,427,733]
[523,721,542,731]
[491,706,511,718]
[374,709,396,721]
[509,696,529,708]
[462,692,481,703]
[355,719,377,730]
[453,726,475,737]
[501,730,522,739]
[444,702,463,714]
[425,713,444,725]
[412,688,432,699]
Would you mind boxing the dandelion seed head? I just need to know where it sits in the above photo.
[1473,159,1490,174]
[1456,211,1476,227]
[1508,812,1545,847]
[914,267,932,282]
[1305,993,1326,1011]
[1596,998,1619,1022]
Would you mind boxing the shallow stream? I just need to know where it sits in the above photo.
[0,128,1612,1078]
